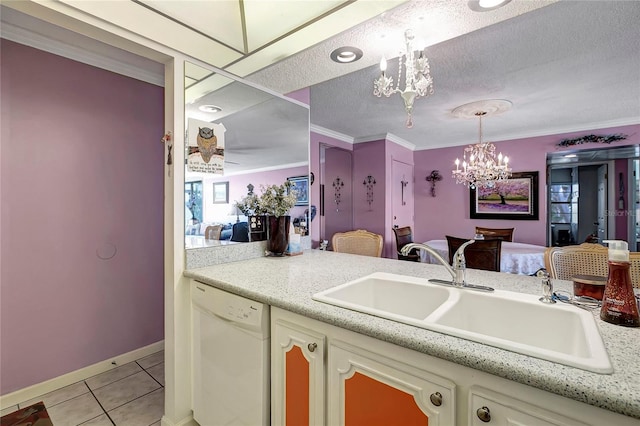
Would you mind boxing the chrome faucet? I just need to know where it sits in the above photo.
[401,240,476,287]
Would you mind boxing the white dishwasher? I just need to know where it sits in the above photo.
[191,281,270,426]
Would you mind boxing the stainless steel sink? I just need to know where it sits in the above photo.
[312,272,612,374]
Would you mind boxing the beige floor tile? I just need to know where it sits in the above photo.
[93,371,160,411]
[150,422,161,426]
[145,362,164,386]
[19,381,89,409]
[78,413,115,425]
[0,405,19,416]
[108,388,164,426]
[46,393,104,426]
[86,362,142,390]
[137,351,164,370]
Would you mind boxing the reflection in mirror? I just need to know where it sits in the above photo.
[184,61,310,249]
[546,145,640,251]
[319,144,353,249]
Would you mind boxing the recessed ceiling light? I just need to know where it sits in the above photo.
[468,0,512,12]
[199,105,222,113]
[564,154,577,158]
[330,47,363,64]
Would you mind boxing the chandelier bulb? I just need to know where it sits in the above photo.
[380,57,387,72]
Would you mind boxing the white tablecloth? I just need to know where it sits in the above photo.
[420,239,547,275]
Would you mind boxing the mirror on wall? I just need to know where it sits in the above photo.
[546,145,640,250]
[184,61,310,249]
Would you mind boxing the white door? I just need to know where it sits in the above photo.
[597,165,608,242]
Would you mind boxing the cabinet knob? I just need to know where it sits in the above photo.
[476,406,491,422]
[307,342,317,352]
[429,391,442,406]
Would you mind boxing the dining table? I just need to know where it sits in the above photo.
[420,239,547,275]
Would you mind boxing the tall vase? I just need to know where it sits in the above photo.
[267,215,290,256]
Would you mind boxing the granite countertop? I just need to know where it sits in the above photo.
[184,249,640,419]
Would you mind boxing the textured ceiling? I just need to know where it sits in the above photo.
[278,0,640,150]
[2,0,639,159]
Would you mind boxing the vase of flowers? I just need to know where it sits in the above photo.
[234,182,298,253]
[259,181,298,256]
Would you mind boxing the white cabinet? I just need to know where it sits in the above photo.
[328,341,456,425]
[271,317,325,426]
[270,308,639,426]
[469,386,586,426]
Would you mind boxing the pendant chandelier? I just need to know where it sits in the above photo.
[451,105,512,189]
[373,29,434,128]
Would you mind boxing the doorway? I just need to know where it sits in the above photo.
[319,144,353,249]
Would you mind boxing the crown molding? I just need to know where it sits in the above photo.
[310,124,354,143]
[1,22,165,87]
[353,133,416,151]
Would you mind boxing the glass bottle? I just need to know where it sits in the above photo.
[600,240,640,327]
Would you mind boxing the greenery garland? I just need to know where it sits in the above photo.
[557,134,627,147]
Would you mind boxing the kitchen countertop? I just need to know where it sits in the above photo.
[184,249,640,419]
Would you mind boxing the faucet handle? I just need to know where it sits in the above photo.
[537,268,556,304]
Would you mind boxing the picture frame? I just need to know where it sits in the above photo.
[470,171,539,220]
[212,181,229,204]
[287,175,309,206]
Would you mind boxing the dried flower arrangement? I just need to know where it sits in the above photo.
[234,181,298,217]
[557,134,627,147]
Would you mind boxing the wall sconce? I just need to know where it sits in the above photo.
[362,175,377,210]
[332,177,345,211]
[426,170,443,197]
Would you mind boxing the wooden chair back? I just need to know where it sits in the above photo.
[545,243,640,288]
[204,225,223,240]
[474,226,515,242]
[332,229,384,257]
[446,236,502,272]
[392,226,420,262]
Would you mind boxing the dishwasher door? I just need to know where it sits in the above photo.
[191,281,270,426]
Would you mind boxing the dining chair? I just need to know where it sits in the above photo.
[474,226,515,242]
[446,235,502,272]
[544,243,640,288]
[392,226,420,262]
[332,229,384,257]
[204,225,223,240]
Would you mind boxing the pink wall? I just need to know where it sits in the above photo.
[353,140,386,239]
[413,124,639,246]
[0,40,164,394]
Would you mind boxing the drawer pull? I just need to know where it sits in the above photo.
[307,342,317,352]
[476,406,491,422]
[429,391,442,406]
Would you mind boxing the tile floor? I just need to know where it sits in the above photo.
[1,351,164,426]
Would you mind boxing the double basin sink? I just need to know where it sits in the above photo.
[312,272,612,374]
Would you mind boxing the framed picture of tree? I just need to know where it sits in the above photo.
[470,171,539,220]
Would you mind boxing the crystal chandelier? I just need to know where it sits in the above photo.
[451,111,511,189]
[373,29,434,128]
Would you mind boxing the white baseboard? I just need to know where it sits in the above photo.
[0,340,164,408]
[161,414,197,426]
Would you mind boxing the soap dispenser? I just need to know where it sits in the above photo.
[600,240,640,327]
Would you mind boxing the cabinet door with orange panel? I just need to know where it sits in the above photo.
[271,318,325,426]
[327,340,456,426]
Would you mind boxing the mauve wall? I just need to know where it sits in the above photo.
[0,40,164,394]
[353,140,386,240]
[413,124,639,246]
